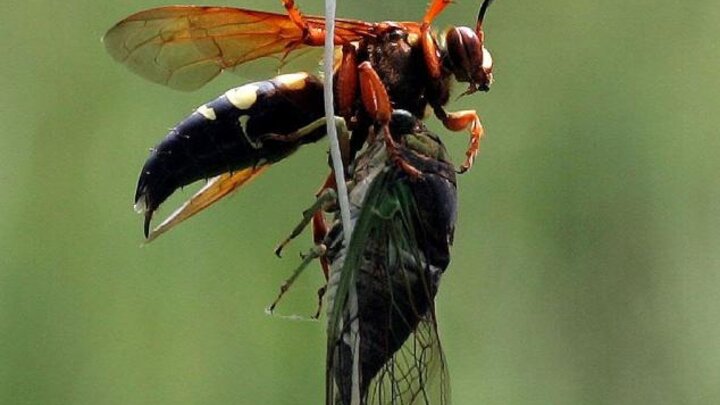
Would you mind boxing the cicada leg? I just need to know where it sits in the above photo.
[268,115,352,317]
[274,187,337,258]
[266,243,328,315]
[272,115,349,255]
[269,186,337,317]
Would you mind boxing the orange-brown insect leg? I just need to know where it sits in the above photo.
[421,29,443,80]
[312,212,331,279]
[336,44,358,124]
[281,0,326,46]
[358,61,391,125]
[422,0,453,26]
[313,172,335,280]
[358,62,422,178]
[311,173,334,318]
[435,107,485,172]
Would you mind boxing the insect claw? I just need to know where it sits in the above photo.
[312,284,327,319]
[268,244,326,313]
[274,244,285,258]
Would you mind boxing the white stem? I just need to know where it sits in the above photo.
[323,0,353,243]
[324,2,360,404]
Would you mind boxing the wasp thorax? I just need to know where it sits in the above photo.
[445,26,493,94]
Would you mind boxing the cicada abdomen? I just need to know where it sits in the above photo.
[324,110,457,405]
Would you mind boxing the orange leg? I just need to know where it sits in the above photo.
[422,0,453,27]
[421,30,443,80]
[435,107,485,172]
[421,0,452,77]
[310,173,336,318]
[281,0,324,45]
[358,62,422,178]
[312,173,335,281]
[280,0,347,46]
[358,62,391,124]
[336,44,359,124]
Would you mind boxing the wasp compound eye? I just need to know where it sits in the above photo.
[446,26,493,93]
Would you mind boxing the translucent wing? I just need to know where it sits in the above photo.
[103,6,378,90]
[326,123,457,405]
[144,167,268,242]
[366,313,451,405]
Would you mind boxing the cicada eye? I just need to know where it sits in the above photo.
[445,26,493,93]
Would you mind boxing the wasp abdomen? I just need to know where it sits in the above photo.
[134,73,326,218]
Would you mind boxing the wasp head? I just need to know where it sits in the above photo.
[444,0,494,96]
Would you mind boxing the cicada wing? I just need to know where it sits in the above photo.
[366,310,451,405]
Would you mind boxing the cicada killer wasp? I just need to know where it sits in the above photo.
[104,0,496,403]
[103,0,495,238]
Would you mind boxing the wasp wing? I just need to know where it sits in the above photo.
[143,166,268,242]
[104,6,377,90]
[326,125,457,405]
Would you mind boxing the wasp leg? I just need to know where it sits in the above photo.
[433,106,485,173]
[274,187,337,257]
[313,285,327,319]
[267,243,327,315]
[422,0,453,26]
[264,113,351,181]
[262,115,347,145]
[280,0,346,47]
[358,62,422,178]
[309,175,335,319]
[336,44,359,124]
[420,0,453,81]
[311,174,336,278]
[281,0,324,45]
[421,29,443,81]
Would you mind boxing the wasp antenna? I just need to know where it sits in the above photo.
[477,0,495,31]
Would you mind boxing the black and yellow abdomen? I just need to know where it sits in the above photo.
[135,73,326,218]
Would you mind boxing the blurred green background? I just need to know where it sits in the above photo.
[2,0,719,404]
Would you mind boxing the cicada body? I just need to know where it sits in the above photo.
[324,110,457,405]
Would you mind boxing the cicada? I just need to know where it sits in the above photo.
[318,110,457,404]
